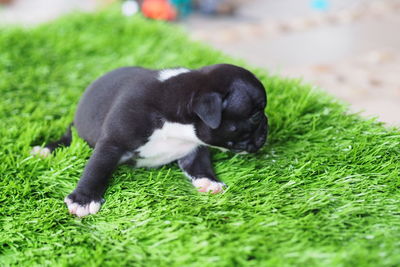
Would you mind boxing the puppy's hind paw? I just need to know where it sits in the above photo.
[64,196,102,217]
[31,146,51,158]
[192,178,225,194]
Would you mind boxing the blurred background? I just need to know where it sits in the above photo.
[1,0,399,127]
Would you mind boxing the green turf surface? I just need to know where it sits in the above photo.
[1,10,400,267]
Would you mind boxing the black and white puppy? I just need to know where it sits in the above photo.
[32,64,268,217]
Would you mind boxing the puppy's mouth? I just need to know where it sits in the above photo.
[228,137,265,153]
[227,124,267,154]
[230,148,246,153]
[229,146,259,154]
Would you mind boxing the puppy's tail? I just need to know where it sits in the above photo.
[31,123,74,158]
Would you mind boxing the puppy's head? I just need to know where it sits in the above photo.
[193,64,268,153]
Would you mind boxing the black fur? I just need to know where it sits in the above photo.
[178,146,219,182]
[44,64,268,216]
[45,123,73,152]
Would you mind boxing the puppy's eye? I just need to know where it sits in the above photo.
[249,111,263,124]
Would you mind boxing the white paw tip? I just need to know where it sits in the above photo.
[64,197,101,217]
[31,146,51,158]
[64,197,72,205]
[192,178,225,194]
[89,201,101,214]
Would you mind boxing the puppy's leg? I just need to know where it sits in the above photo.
[178,146,225,194]
[31,123,73,158]
[65,140,124,217]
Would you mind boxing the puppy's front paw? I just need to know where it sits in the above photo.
[64,192,102,217]
[31,146,51,158]
[192,178,225,194]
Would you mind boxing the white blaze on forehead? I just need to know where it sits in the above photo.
[135,122,205,168]
[158,68,190,82]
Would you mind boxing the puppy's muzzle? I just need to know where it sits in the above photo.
[232,117,268,153]
[248,122,268,153]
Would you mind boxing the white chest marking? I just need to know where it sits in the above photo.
[134,122,204,168]
[158,68,190,82]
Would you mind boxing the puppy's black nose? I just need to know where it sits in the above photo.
[254,118,268,148]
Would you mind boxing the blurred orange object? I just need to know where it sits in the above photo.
[0,0,13,5]
[141,0,177,21]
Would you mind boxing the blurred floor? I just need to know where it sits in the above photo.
[1,0,399,126]
[0,0,97,25]
[184,0,400,127]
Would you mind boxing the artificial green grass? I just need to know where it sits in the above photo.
[1,10,400,267]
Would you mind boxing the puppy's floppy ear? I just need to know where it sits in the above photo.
[193,92,222,129]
